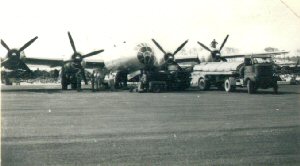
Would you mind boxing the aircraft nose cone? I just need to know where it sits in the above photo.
[143,51,154,65]
[143,51,151,58]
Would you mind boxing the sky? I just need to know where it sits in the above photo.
[0,0,300,61]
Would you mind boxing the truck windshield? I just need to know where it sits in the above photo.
[252,57,273,64]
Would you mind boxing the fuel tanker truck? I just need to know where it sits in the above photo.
[190,55,279,94]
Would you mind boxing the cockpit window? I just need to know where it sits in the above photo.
[139,47,152,52]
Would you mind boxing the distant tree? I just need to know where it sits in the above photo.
[264,47,279,52]
[223,47,239,54]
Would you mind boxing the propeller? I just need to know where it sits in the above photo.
[173,40,189,56]
[19,36,38,52]
[151,39,166,55]
[66,32,104,85]
[68,32,77,53]
[1,36,38,72]
[1,40,10,51]
[219,34,229,51]
[152,39,188,71]
[82,50,104,58]
[197,41,212,53]
[197,34,229,62]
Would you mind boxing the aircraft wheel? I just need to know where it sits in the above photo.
[273,83,278,94]
[76,74,82,92]
[71,83,77,90]
[5,78,12,85]
[61,76,68,90]
[198,78,210,90]
[247,80,255,94]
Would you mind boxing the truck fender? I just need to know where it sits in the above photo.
[190,76,202,87]
[228,77,236,86]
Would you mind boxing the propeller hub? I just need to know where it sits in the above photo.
[72,53,82,62]
[211,50,222,62]
[7,49,21,62]
[164,53,174,62]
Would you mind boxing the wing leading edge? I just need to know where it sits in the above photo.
[24,57,105,69]
[222,50,289,59]
[24,57,64,67]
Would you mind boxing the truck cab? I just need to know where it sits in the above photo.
[243,55,278,93]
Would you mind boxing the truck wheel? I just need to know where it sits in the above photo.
[198,78,210,90]
[153,87,161,93]
[216,83,224,90]
[247,80,255,94]
[224,79,235,92]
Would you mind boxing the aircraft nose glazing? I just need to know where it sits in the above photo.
[143,51,154,65]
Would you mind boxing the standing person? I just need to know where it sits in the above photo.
[91,70,96,92]
[211,39,218,49]
[108,72,115,91]
[95,69,105,91]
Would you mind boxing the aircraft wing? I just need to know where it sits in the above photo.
[24,57,64,67]
[85,60,105,69]
[222,51,289,59]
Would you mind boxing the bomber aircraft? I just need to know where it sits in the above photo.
[1,36,38,85]
[97,39,189,90]
[21,32,105,90]
[175,34,289,67]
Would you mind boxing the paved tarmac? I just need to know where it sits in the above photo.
[1,85,300,165]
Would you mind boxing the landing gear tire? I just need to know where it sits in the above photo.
[138,82,145,93]
[61,75,68,90]
[153,87,161,93]
[273,84,278,94]
[224,79,235,92]
[198,78,210,91]
[76,73,82,92]
[5,78,12,85]
[71,83,77,90]
[247,80,255,94]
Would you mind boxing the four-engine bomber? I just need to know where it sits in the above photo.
[190,55,279,94]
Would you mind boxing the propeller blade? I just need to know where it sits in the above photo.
[1,58,9,66]
[81,68,88,85]
[173,40,189,56]
[197,41,212,52]
[68,32,77,53]
[152,39,166,54]
[19,36,38,52]
[82,50,104,58]
[1,39,10,51]
[219,34,229,51]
